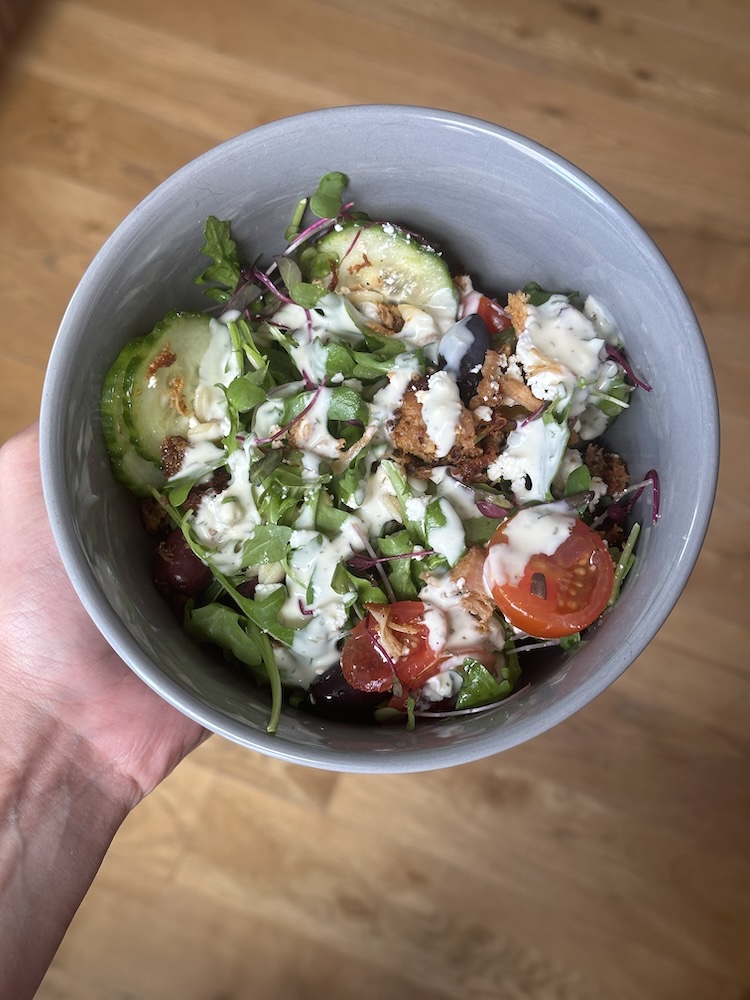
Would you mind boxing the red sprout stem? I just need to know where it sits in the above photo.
[605,343,652,392]
[518,400,549,428]
[246,267,295,304]
[347,550,435,572]
[476,499,509,519]
[253,381,326,446]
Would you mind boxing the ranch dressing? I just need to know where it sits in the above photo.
[483,502,575,590]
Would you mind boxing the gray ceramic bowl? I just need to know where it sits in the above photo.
[40,105,719,772]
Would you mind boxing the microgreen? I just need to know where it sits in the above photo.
[196,216,242,303]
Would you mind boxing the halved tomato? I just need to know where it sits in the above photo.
[484,513,614,638]
[341,601,447,694]
[476,295,513,335]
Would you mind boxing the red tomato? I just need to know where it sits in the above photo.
[484,516,615,638]
[341,601,447,694]
[476,295,513,335]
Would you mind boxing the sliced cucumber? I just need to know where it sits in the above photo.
[101,336,165,496]
[303,221,458,329]
[122,311,215,464]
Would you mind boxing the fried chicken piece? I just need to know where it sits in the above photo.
[391,373,513,483]
[161,435,189,478]
[506,290,529,333]
[451,546,494,627]
[470,350,541,413]
[362,301,404,336]
[139,496,169,536]
[390,376,477,468]
[584,443,629,496]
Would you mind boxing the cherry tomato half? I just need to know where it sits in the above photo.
[476,295,513,335]
[484,514,615,638]
[341,601,447,694]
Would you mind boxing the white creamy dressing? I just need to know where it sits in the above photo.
[351,463,401,535]
[170,318,242,481]
[487,415,569,504]
[430,466,481,520]
[273,293,364,383]
[419,572,506,675]
[415,370,463,458]
[273,516,366,687]
[368,354,422,427]
[438,316,474,375]
[191,441,263,574]
[483,502,574,590]
[426,497,466,567]
[291,387,344,461]
[514,295,606,417]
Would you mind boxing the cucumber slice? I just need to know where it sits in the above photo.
[303,221,458,330]
[101,336,165,496]
[122,311,216,464]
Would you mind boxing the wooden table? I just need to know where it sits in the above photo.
[1,2,748,997]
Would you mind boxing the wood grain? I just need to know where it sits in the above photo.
[1,1,748,997]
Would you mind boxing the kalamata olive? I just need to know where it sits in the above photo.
[152,529,212,598]
[437,313,491,404]
[301,663,389,721]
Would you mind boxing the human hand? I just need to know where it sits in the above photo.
[0,423,209,808]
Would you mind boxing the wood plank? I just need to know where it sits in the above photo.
[13,2,750,238]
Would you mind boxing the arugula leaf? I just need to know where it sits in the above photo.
[522,281,579,307]
[455,658,515,710]
[464,515,504,546]
[377,531,420,601]
[564,463,592,497]
[381,460,427,545]
[196,217,242,303]
[309,171,349,219]
[242,525,293,566]
[185,602,263,670]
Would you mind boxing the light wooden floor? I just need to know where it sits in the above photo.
[1,1,749,997]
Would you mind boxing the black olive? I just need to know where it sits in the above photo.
[437,313,491,405]
[152,529,212,598]
[301,664,389,721]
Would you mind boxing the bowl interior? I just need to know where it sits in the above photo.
[40,105,719,772]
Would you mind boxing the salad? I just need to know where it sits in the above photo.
[101,172,655,732]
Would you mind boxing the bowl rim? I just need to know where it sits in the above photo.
[39,103,720,772]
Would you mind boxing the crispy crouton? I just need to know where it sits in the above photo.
[497,374,542,412]
[470,351,541,414]
[584,443,629,495]
[161,434,188,478]
[390,376,510,483]
[506,290,529,333]
[452,547,495,626]
[390,377,476,467]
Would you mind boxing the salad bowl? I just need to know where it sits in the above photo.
[40,105,719,772]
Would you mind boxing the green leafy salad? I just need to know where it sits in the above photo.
[101,172,656,732]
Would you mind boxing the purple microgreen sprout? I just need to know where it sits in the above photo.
[605,343,652,392]
[347,549,435,573]
[592,469,661,529]
[245,267,295,305]
[253,381,326,446]
[476,498,510,519]
[517,400,549,428]
[351,524,396,604]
